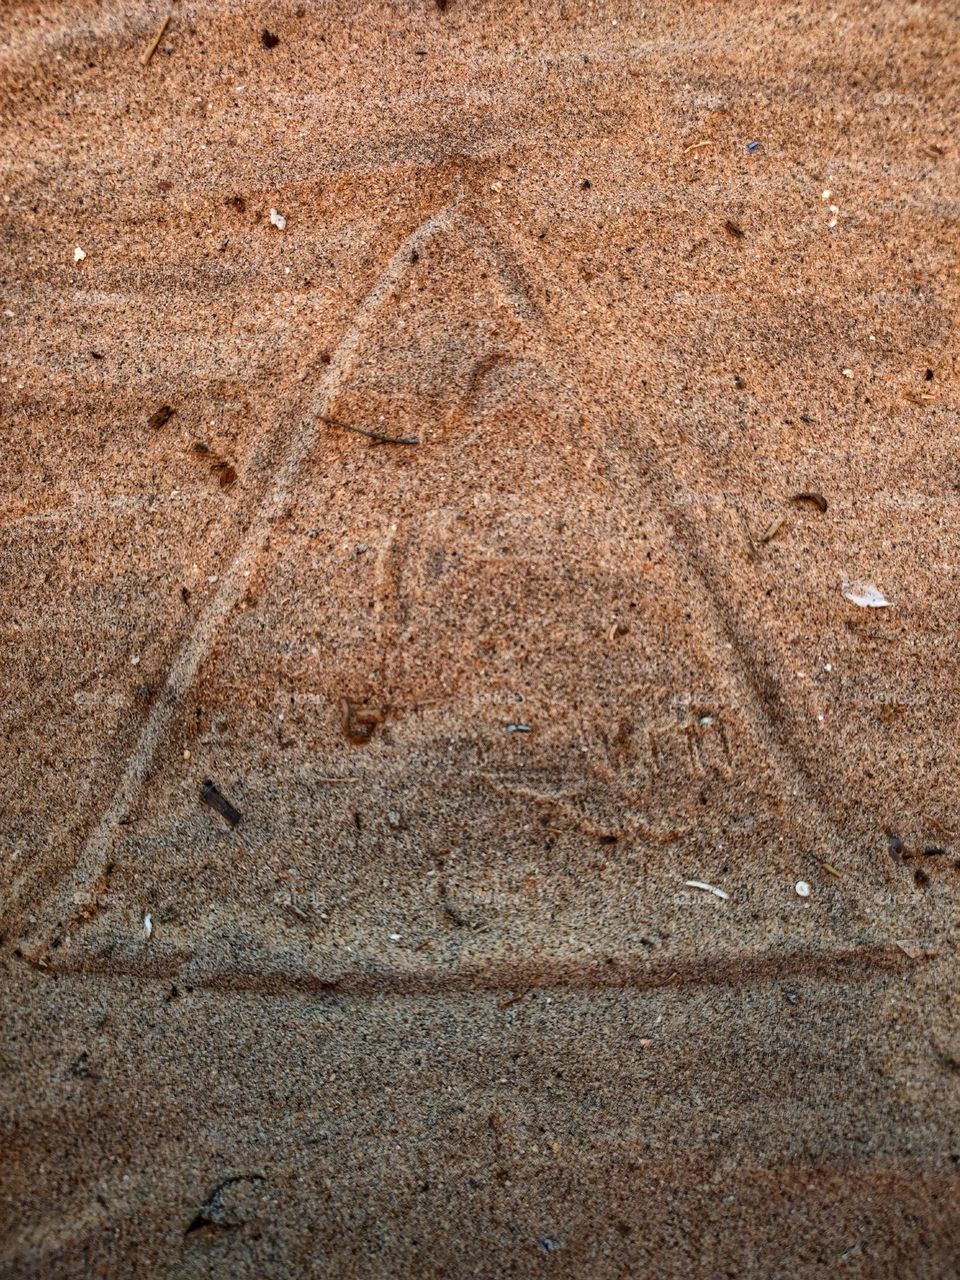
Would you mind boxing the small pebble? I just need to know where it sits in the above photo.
[269,208,287,230]
[73,246,86,262]
[795,880,811,897]
[143,913,153,939]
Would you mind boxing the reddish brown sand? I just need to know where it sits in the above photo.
[1,1,959,1275]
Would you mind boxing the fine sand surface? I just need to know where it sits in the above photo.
[1,1,958,1275]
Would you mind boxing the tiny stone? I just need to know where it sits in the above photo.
[795,880,811,897]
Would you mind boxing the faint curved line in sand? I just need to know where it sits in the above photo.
[20,203,478,932]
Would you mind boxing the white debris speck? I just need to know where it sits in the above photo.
[389,932,402,942]
[130,653,140,666]
[143,913,153,938]
[821,189,832,201]
[269,208,287,230]
[841,367,854,378]
[841,578,893,609]
[685,880,730,901]
[73,246,86,262]
[795,880,811,898]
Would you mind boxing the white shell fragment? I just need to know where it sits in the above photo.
[685,880,730,900]
[795,881,811,898]
[73,246,86,262]
[143,913,153,939]
[269,208,287,230]
[841,578,892,608]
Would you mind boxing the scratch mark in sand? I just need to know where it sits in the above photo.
[29,204,461,934]
[487,211,853,868]
[24,940,926,999]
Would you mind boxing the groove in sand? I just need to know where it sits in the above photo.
[24,941,922,1000]
[28,203,462,933]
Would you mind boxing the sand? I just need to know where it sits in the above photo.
[1,0,958,1275]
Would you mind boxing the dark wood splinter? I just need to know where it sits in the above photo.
[319,415,419,446]
[200,779,242,828]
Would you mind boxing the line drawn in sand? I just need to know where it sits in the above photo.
[17,205,462,936]
[19,202,861,951]
[477,211,855,866]
[19,204,558,943]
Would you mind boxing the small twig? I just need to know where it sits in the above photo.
[200,779,241,828]
[759,512,788,544]
[316,777,360,784]
[320,415,418,446]
[683,140,713,156]
[499,992,527,1009]
[140,14,171,67]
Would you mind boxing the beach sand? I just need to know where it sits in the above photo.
[1,1,958,1274]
